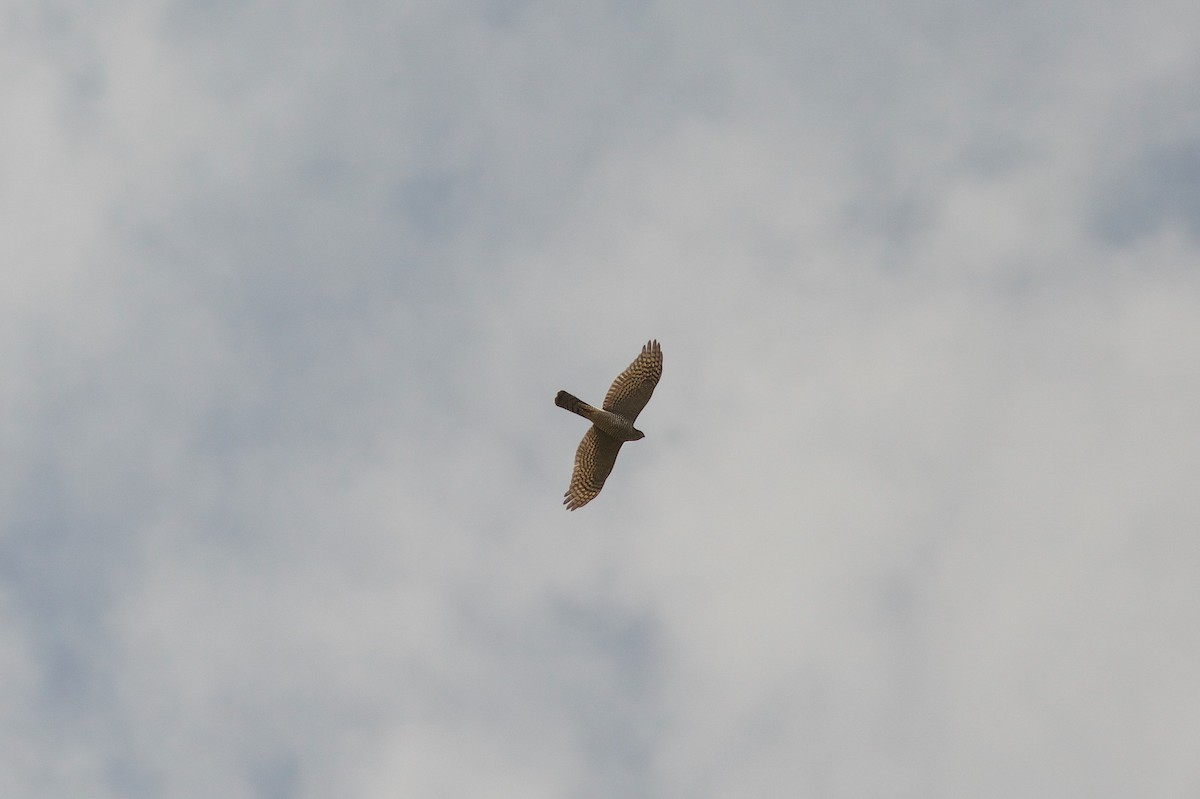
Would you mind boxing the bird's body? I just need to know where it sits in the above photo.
[554,391,643,441]
[555,340,663,510]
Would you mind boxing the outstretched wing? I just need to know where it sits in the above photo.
[564,427,623,511]
[602,339,663,422]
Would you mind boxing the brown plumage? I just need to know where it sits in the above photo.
[555,340,663,510]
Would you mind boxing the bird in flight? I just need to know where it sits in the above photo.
[555,340,663,510]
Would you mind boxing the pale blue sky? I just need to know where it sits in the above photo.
[3,1,1199,796]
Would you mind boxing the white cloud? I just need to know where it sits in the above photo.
[3,0,1199,796]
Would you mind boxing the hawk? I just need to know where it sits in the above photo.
[555,340,663,510]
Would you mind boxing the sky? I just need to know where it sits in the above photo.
[3,0,1200,796]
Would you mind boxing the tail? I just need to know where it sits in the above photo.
[555,390,600,420]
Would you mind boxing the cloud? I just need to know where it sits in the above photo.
[3,0,1199,797]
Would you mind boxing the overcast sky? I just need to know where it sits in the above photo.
[3,1,1200,797]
